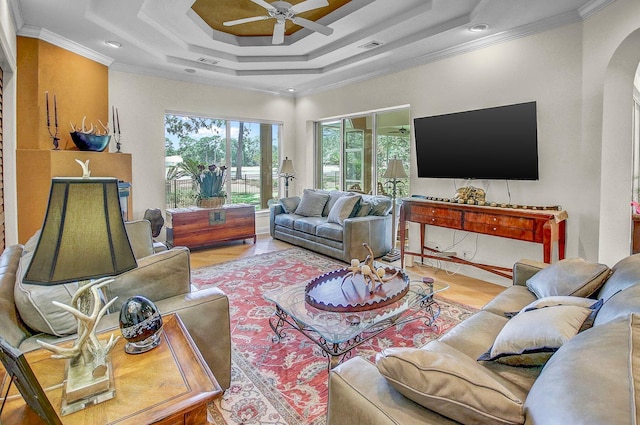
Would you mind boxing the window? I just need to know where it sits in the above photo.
[316,108,410,198]
[165,114,281,210]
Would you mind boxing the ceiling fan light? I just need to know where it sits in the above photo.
[105,40,122,48]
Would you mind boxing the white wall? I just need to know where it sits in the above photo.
[296,0,640,284]
[0,0,17,245]
[582,0,640,265]
[108,71,296,234]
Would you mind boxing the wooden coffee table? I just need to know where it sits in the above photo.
[0,314,221,424]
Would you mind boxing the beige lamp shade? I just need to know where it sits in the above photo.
[23,178,137,285]
[383,159,408,179]
[279,157,297,177]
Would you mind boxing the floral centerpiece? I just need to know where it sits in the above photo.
[168,158,227,207]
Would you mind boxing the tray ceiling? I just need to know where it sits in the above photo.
[11,0,613,96]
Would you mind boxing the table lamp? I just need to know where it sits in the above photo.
[279,156,297,198]
[23,177,137,414]
[381,158,408,262]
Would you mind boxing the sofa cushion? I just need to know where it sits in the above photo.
[14,234,78,336]
[294,189,330,217]
[525,314,640,425]
[316,222,344,242]
[362,195,392,216]
[482,285,537,316]
[293,217,327,235]
[328,194,361,225]
[274,213,302,229]
[376,341,525,425]
[597,253,640,301]
[525,258,610,298]
[478,304,592,366]
[279,196,301,214]
[594,282,640,326]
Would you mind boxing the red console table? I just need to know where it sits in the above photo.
[399,198,567,278]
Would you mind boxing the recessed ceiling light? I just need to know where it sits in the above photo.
[105,41,122,48]
[185,68,196,74]
[469,24,490,32]
[287,88,296,93]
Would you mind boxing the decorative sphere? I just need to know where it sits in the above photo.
[350,259,360,267]
[119,296,163,354]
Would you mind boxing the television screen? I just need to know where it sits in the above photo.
[414,101,539,180]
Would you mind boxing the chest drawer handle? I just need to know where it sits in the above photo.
[492,227,497,231]
[493,217,497,221]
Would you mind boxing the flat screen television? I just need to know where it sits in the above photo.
[414,101,539,180]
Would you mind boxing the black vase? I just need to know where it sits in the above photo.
[119,296,163,354]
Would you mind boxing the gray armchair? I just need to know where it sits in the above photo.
[1,219,232,389]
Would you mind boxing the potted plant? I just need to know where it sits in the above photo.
[168,158,227,208]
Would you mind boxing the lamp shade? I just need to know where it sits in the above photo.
[279,157,296,176]
[383,159,408,179]
[23,178,137,285]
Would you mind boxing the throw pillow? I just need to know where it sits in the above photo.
[14,247,78,336]
[327,194,361,225]
[354,201,372,217]
[377,342,525,425]
[279,196,300,214]
[294,189,330,217]
[478,304,592,366]
[362,195,393,216]
[516,295,604,332]
[526,258,610,298]
[322,191,349,217]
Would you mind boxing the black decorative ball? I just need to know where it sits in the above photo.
[119,295,163,354]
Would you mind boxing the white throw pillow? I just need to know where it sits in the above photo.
[327,194,361,225]
[479,304,592,366]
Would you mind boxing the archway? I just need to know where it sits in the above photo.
[599,28,640,264]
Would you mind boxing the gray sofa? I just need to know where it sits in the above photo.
[0,220,232,390]
[327,254,640,425]
[270,189,392,263]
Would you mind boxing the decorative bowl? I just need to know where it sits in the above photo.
[70,132,110,152]
[119,295,163,354]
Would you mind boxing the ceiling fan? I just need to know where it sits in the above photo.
[389,126,410,135]
[223,0,334,45]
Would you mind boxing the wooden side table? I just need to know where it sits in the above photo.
[0,314,222,424]
[166,204,256,249]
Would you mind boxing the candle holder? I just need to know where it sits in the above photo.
[113,133,122,153]
[45,91,60,150]
[47,125,60,150]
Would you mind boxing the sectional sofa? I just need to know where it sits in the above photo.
[327,254,640,424]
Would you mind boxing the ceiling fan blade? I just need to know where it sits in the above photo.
[291,17,333,36]
[251,0,276,11]
[272,20,285,44]
[223,15,271,26]
[290,0,329,14]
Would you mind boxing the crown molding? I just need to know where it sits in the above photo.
[578,0,616,19]
[17,25,114,66]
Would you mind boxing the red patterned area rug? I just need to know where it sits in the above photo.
[191,248,477,425]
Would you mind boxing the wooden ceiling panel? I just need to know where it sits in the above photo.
[192,0,351,37]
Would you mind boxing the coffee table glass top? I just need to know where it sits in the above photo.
[264,276,448,344]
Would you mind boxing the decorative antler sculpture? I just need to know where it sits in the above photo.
[36,277,119,378]
[341,243,400,295]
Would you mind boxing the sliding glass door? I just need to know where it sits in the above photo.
[316,107,410,196]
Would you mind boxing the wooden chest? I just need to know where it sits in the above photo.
[166,204,256,249]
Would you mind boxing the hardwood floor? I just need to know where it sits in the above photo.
[188,234,506,309]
